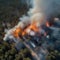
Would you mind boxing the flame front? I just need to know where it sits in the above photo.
[12,22,40,37]
[13,28,22,37]
[12,20,51,38]
[22,22,39,36]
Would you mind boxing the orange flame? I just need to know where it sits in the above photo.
[12,22,40,37]
[13,28,22,37]
[46,21,50,27]
[12,21,51,37]
[22,22,39,36]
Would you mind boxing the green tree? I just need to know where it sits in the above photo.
[23,58,31,60]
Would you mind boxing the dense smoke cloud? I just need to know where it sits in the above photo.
[4,0,60,40]
[30,0,60,16]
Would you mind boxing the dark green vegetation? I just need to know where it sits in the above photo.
[0,0,28,22]
[0,0,29,30]
[46,49,60,60]
[0,42,31,60]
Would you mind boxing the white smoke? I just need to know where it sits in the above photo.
[4,0,60,41]
[30,0,60,16]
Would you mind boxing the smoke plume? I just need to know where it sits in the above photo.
[4,0,60,40]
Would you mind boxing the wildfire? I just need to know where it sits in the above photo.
[12,22,40,37]
[12,21,51,38]
[46,21,50,27]
[13,28,22,37]
[22,22,39,36]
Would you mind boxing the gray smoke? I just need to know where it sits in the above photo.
[29,0,60,16]
[4,0,60,41]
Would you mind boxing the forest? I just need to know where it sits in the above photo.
[0,0,60,60]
